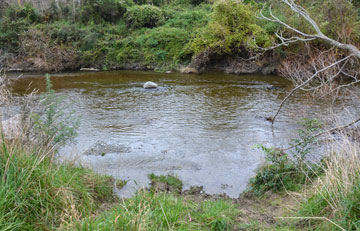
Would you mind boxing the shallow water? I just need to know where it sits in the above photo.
[11,71,358,198]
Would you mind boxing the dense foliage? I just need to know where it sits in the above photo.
[1,0,359,72]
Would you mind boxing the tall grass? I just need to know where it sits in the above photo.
[298,136,360,230]
[0,72,115,230]
[0,140,115,230]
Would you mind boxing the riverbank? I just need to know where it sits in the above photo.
[2,72,360,230]
[2,0,358,78]
[2,136,358,230]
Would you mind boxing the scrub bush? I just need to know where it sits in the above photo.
[188,0,272,56]
[249,119,323,196]
[80,0,132,24]
[125,5,165,29]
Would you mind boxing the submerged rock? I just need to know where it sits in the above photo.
[143,81,158,89]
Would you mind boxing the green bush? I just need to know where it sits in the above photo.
[188,0,272,56]
[5,3,40,23]
[164,5,210,29]
[32,75,80,149]
[0,4,40,52]
[125,5,165,29]
[48,22,84,44]
[113,26,191,70]
[249,119,323,196]
[80,0,132,24]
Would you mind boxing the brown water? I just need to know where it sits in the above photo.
[11,71,358,198]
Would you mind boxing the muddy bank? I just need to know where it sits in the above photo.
[184,50,279,75]
[3,52,279,75]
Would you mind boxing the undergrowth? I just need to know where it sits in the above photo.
[297,138,360,230]
[0,139,115,230]
[68,189,238,231]
[248,119,324,196]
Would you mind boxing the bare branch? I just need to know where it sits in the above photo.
[258,1,360,58]
[258,0,360,123]
[270,55,352,123]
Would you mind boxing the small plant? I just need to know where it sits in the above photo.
[115,179,128,189]
[249,119,323,196]
[149,173,183,193]
[290,118,322,167]
[32,74,80,149]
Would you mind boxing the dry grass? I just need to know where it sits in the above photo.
[297,131,360,230]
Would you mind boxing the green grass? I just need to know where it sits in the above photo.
[69,190,238,230]
[0,139,115,230]
[297,145,360,231]
[149,173,183,192]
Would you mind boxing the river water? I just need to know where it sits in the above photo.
[11,71,357,198]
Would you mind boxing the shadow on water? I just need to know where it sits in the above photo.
[10,70,360,198]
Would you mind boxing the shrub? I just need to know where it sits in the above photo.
[114,26,191,70]
[48,22,84,44]
[32,75,80,149]
[249,119,323,196]
[188,0,272,56]
[5,3,40,23]
[80,0,132,24]
[125,5,165,29]
[164,5,210,29]
[0,4,40,52]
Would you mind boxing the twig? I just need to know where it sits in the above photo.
[270,55,352,123]
[284,116,360,151]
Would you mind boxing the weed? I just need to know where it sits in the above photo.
[115,179,128,189]
[149,173,183,193]
[249,119,323,196]
[0,139,115,230]
[32,74,80,149]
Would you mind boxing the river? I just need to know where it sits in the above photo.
[11,70,357,198]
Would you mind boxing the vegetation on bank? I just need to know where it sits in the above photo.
[1,0,359,74]
[0,141,115,230]
[1,0,360,228]
[1,73,359,230]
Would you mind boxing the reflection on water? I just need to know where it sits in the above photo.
[11,71,359,198]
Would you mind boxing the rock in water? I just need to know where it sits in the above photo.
[143,81,158,89]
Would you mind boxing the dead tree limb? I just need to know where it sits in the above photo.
[259,0,360,58]
[270,55,352,123]
[258,0,360,123]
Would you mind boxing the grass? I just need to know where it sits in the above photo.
[68,189,238,231]
[297,138,360,230]
[0,138,115,230]
[149,173,183,193]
